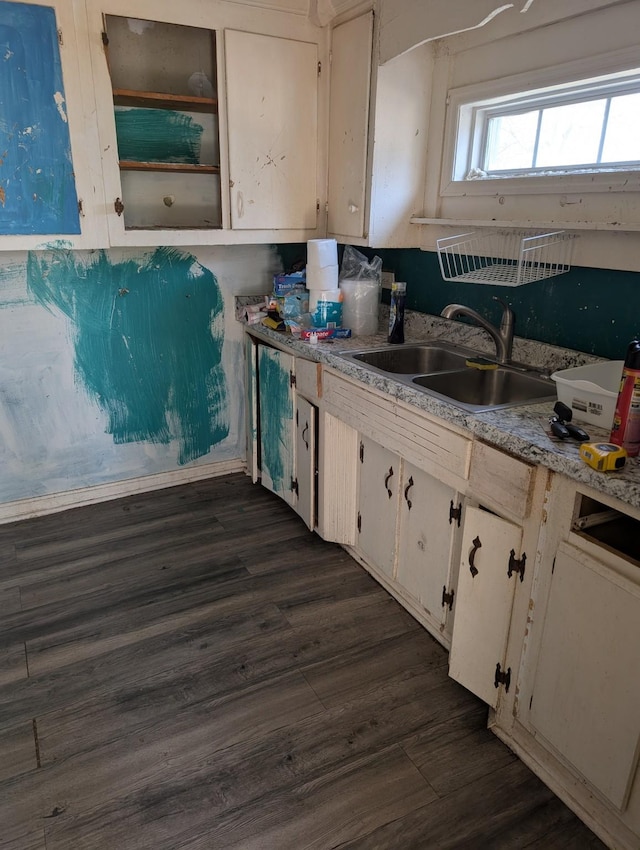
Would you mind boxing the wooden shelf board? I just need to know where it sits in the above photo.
[410,216,640,233]
[113,88,218,113]
[119,161,220,174]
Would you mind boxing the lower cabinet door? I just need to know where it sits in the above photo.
[449,505,523,707]
[258,345,295,506]
[245,335,259,484]
[395,461,459,631]
[295,396,316,530]
[357,435,399,578]
[528,542,640,810]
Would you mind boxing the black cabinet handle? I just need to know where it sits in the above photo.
[301,422,309,449]
[384,466,394,498]
[469,535,481,577]
[404,476,414,510]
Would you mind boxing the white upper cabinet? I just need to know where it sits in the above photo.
[85,0,326,246]
[327,10,430,248]
[0,0,107,249]
[225,30,319,232]
[326,12,372,239]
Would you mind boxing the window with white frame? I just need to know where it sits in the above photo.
[443,53,640,195]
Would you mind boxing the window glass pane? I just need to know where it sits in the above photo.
[602,93,640,162]
[536,100,606,167]
[484,110,538,171]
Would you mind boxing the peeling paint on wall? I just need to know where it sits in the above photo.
[27,247,229,465]
[0,2,79,235]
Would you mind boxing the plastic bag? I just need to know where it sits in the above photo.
[339,246,382,336]
[339,245,382,283]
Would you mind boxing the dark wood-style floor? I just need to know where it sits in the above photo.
[0,473,606,850]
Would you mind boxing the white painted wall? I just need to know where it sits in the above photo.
[0,245,278,514]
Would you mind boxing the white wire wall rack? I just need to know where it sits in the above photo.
[436,229,576,286]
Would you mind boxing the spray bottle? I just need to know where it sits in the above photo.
[610,338,640,457]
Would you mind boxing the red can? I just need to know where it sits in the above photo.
[610,339,640,457]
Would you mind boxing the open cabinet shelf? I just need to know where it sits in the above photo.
[112,88,218,113]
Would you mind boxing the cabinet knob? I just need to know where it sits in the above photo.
[348,203,359,214]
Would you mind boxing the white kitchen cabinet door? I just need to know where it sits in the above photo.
[396,461,461,632]
[258,346,295,507]
[245,335,259,484]
[449,505,523,707]
[529,542,640,811]
[0,0,106,249]
[225,30,318,231]
[357,436,400,579]
[295,396,316,531]
[327,11,373,239]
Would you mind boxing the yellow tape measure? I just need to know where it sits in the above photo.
[579,442,627,472]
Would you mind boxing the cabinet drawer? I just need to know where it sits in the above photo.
[469,441,535,520]
[323,371,471,483]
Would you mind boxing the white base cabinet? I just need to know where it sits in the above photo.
[356,436,399,579]
[449,504,524,708]
[498,474,640,849]
[246,335,317,529]
[395,461,463,643]
[295,396,316,531]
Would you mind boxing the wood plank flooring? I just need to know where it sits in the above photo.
[0,473,606,849]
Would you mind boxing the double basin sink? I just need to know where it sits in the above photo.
[339,341,556,413]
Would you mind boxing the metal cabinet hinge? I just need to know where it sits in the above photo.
[296,409,299,426]
[77,199,84,217]
[289,371,296,388]
[449,500,462,526]
[114,198,124,216]
[494,663,511,692]
[317,61,322,76]
[442,586,454,611]
[357,512,362,533]
[359,441,364,463]
[507,550,527,582]
[101,31,109,47]
[291,478,298,496]
[57,28,63,46]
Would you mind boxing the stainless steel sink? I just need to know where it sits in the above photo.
[412,367,555,411]
[338,341,556,412]
[351,344,470,374]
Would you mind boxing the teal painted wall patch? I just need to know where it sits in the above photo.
[27,247,229,464]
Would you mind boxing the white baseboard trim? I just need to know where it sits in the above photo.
[0,459,247,525]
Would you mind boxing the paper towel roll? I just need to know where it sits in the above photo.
[306,263,339,290]
[340,279,380,336]
[307,238,338,268]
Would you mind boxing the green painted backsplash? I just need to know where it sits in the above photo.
[278,244,640,360]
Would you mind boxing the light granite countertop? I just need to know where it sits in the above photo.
[240,303,640,511]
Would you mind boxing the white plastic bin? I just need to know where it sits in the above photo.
[551,360,624,430]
